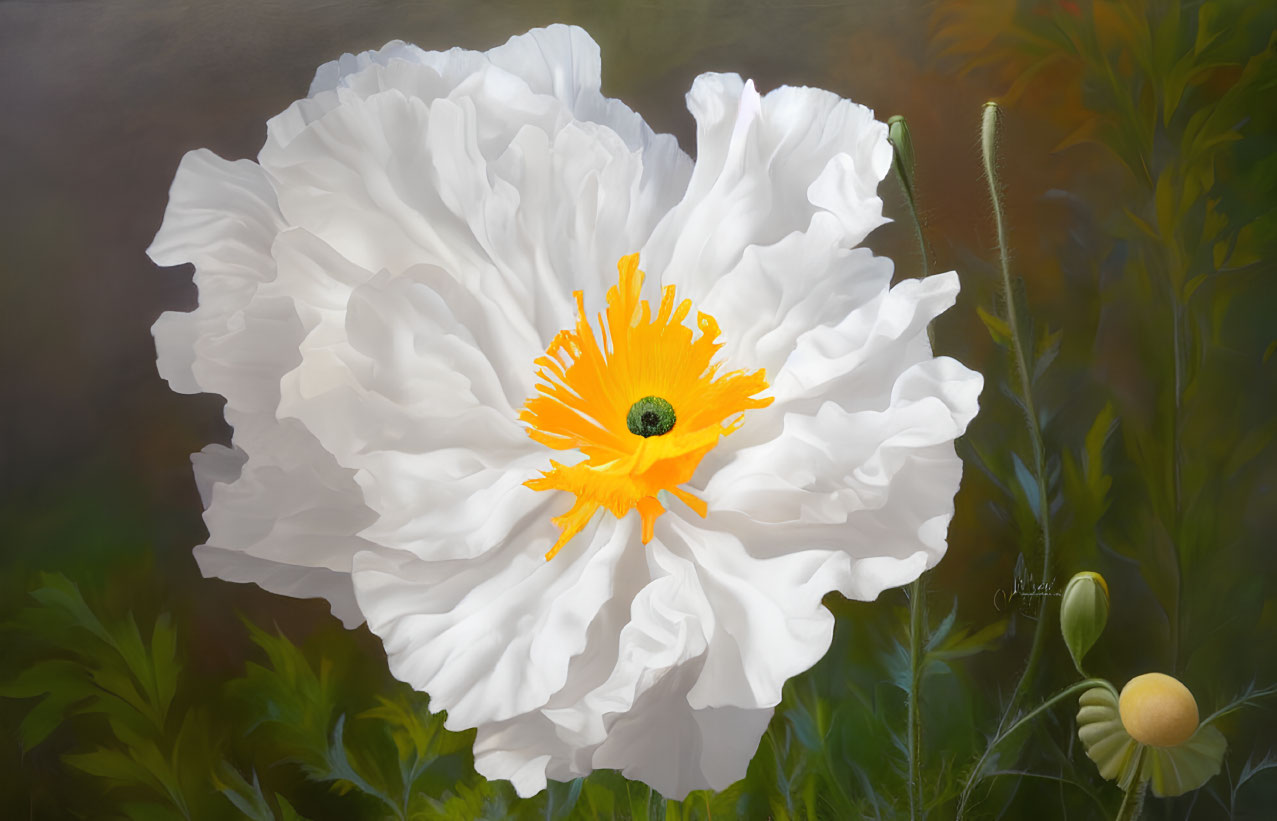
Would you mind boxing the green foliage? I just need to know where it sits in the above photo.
[223,622,481,820]
[932,0,1277,816]
[0,564,1021,819]
[0,573,226,819]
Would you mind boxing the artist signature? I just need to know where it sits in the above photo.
[993,563,1062,613]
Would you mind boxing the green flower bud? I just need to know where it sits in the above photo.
[886,115,917,205]
[980,101,1001,186]
[1060,571,1109,673]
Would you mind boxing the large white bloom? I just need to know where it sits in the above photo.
[150,25,982,799]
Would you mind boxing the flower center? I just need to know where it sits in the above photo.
[520,253,772,560]
[626,396,676,437]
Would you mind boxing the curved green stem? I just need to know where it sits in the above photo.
[1114,748,1148,821]
[955,678,1116,820]
[981,101,1057,730]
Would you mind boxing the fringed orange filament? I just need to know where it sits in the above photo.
[521,254,772,560]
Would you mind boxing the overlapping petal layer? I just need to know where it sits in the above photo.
[148,150,375,626]
[151,23,982,800]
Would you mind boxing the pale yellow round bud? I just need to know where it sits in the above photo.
[1118,672,1200,747]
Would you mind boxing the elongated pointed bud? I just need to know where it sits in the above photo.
[1060,571,1109,673]
[887,114,932,280]
[981,101,1000,187]
[887,115,917,205]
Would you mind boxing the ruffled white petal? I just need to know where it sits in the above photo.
[189,413,377,626]
[696,220,894,379]
[193,547,364,629]
[709,356,981,526]
[351,514,639,729]
[642,75,893,370]
[148,149,376,624]
[149,149,287,408]
[272,249,548,561]
[296,25,685,174]
[771,271,966,408]
[259,27,690,342]
[467,685,773,800]
[657,516,838,712]
[590,669,774,799]
[455,528,777,800]
[694,269,972,498]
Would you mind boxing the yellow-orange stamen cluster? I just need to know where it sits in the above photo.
[521,254,772,560]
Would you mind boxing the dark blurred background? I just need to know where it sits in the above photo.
[2,1,1275,818]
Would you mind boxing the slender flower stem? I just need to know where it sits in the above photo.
[980,101,1056,730]
[889,116,931,820]
[956,678,1117,820]
[1114,748,1148,821]
[911,218,930,278]
[907,578,925,821]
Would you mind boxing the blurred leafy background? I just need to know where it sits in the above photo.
[1,0,1275,818]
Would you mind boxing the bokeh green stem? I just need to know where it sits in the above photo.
[907,579,925,820]
[980,101,1056,730]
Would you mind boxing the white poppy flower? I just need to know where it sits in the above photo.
[150,24,983,799]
